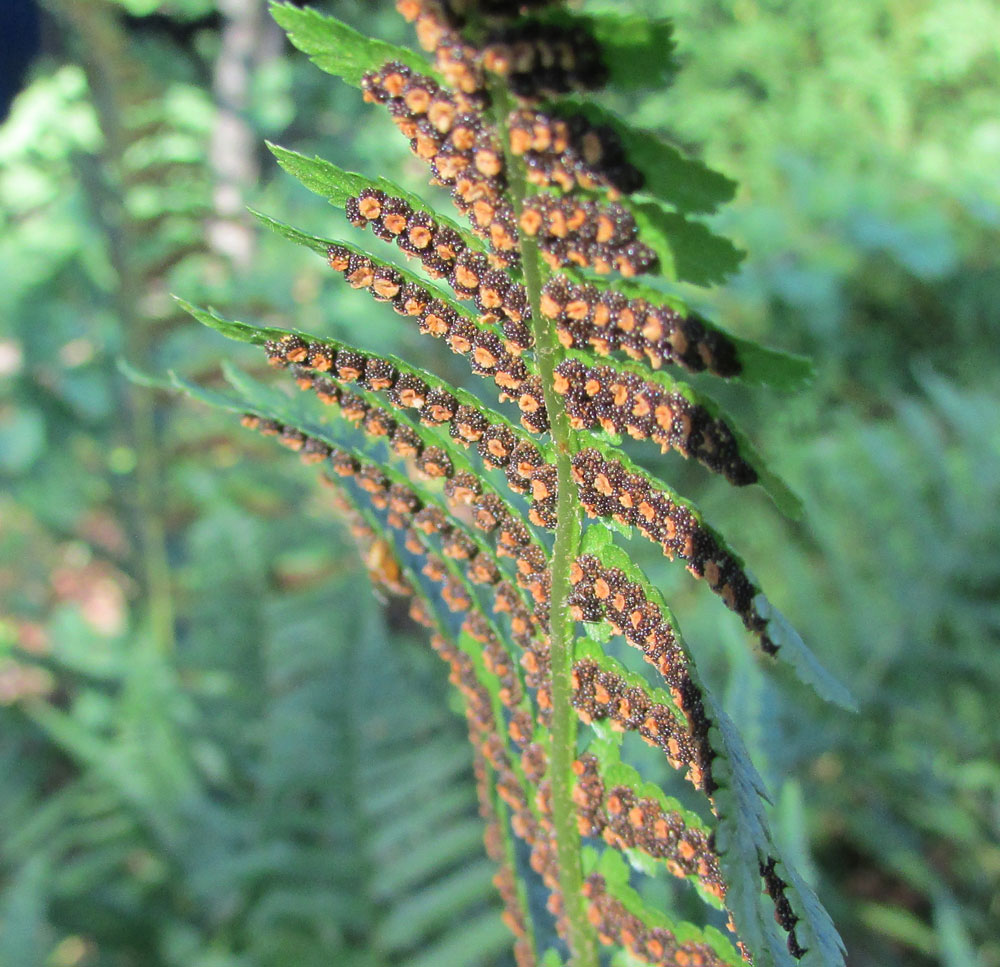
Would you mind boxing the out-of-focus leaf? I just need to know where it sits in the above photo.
[0,407,45,473]
[0,857,51,967]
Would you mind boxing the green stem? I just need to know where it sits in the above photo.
[490,83,598,967]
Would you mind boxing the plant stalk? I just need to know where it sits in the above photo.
[490,83,598,967]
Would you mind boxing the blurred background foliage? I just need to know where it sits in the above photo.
[0,1,996,966]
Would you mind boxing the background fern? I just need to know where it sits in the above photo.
[1,1,997,966]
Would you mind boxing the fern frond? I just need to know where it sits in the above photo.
[175,4,853,966]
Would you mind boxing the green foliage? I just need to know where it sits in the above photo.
[3,2,997,967]
[0,2,508,964]
[628,200,746,287]
[167,4,856,966]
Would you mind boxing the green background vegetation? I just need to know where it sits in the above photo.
[1,1,997,965]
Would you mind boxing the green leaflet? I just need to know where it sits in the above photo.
[550,98,737,215]
[749,595,856,711]
[249,209,479,323]
[266,143,487,253]
[584,737,724,910]
[630,199,746,288]
[270,2,435,88]
[726,335,814,392]
[174,299,549,461]
[582,15,678,92]
[706,696,848,967]
[175,298,295,348]
[562,348,805,520]
[116,358,174,391]
[576,459,853,709]
[560,271,815,391]
[167,370,252,418]
[581,848,743,966]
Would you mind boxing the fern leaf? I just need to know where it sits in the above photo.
[556,349,803,517]
[266,143,485,252]
[176,5,855,965]
[270,2,435,87]
[250,210,477,320]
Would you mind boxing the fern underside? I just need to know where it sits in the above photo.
[175,3,850,965]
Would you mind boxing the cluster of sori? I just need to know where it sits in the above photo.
[567,554,712,743]
[583,874,729,967]
[397,1,606,104]
[552,360,757,486]
[263,335,566,525]
[326,494,416,599]
[540,276,742,377]
[394,0,486,100]
[262,331,538,454]
[238,378,562,623]
[338,197,534,352]
[480,22,607,99]
[507,109,644,196]
[360,63,520,267]
[571,658,713,791]
[430,631,565,953]
[761,858,805,959]
[325,244,532,389]
[520,195,657,276]
[572,755,725,902]
[324,476,732,967]
[569,450,774,652]
[261,337,775,650]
